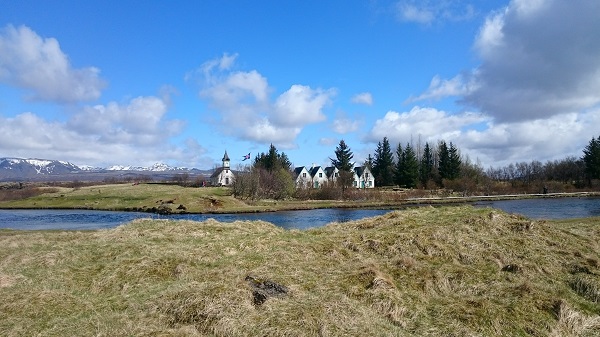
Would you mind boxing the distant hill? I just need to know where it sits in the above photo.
[0,157,212,182]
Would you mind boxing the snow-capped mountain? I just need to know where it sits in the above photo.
[0,158,81,177]
[105,162,185,172]
[0,157,201,182]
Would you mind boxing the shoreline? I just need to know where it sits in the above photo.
[1,191,598,215]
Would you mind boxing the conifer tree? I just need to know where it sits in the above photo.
[438,141,461,182]
[448,142,462,180]
[330,139,355,191]
[438,140,450,182]
[372,137,395,186]
[330,139,354,171]
[401,142,419,188]
[583,136,600,182]
[253,144,291,172]
[419,142,434,186]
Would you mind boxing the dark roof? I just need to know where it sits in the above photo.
[354,166,365,177]
[324,166,337,178]
[210,167,225,178]
[309,166,322,176]
[293,166,306,177]
[222,151,230,162]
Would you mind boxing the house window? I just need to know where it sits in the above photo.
[319,173,323,178]
[302,172,306,178]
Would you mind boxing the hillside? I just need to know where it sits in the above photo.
[1,206,599,336]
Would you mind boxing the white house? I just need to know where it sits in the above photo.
[324,166,339,182]
[210,151,235,186]
[353,166,374,189]
[309,165,328,188]
[293,166,312,188]
[294,164,374,189]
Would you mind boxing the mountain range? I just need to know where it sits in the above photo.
[0,157,211,182]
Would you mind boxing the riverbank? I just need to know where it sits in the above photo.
[1,206,598,336]
[0,182,598,214]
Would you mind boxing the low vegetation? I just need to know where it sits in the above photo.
[1,206,599,336]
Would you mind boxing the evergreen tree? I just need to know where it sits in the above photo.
[419,142,434,186]
[401,143,419,188]
[448,142,462,180]
[330,139,355,192]
[438,141,461,182]
[253,144,291,172]
[330,139,354,171]
[394,143,404,186]
[437,140,450,182]
[583,136,600,182]
[372,137,395,186]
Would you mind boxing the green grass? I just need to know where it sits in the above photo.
[1,206,599,336]
[0,184,255,213]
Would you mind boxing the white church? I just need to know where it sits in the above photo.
[210,151,235,186]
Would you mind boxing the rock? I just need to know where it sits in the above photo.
[245,275,289,305]
[501,264,521,273]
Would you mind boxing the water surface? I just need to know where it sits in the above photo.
[0,208,391,231]
[2,196,599,231]
[474,197,600,220]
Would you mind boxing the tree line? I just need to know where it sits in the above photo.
[231,135,600,200]
[368,137,462,189]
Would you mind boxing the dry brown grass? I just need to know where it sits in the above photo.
[0,206,599,336]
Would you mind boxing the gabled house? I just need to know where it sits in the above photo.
[293,166,311,188]
[324,166,339,182]
[353,166,374,189]
[210,151,235,186]
[309,165,328,188]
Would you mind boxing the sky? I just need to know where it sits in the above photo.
[1,0,599,170]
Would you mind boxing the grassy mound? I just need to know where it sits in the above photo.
[1,206,599,336]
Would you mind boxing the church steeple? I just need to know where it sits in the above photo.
[222,150,230,169]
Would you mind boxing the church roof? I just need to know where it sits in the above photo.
[222,151,230,161]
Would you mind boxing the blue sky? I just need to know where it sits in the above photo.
[1,0,599,170]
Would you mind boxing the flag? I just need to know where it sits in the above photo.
[242,153,251,161]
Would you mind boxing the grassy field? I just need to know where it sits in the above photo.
[1,206,599,336]
[0,184,256,213]
[0,183,396,213]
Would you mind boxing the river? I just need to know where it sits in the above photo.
[1,197,599,231]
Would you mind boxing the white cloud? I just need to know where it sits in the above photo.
[318,138,337,147]
[332,117,360,134]
[406,74,471,102]
[396,3,435,24]
[0,25,106,103]
[351,92,373,105]
[366,105,599,168]
[395,1,476,25]
[67,96,184,145]
[367,106,487,145]
[0,96,193,167]
[460,110,599,167]
[408,0,600,126]
[194,54,335,147]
